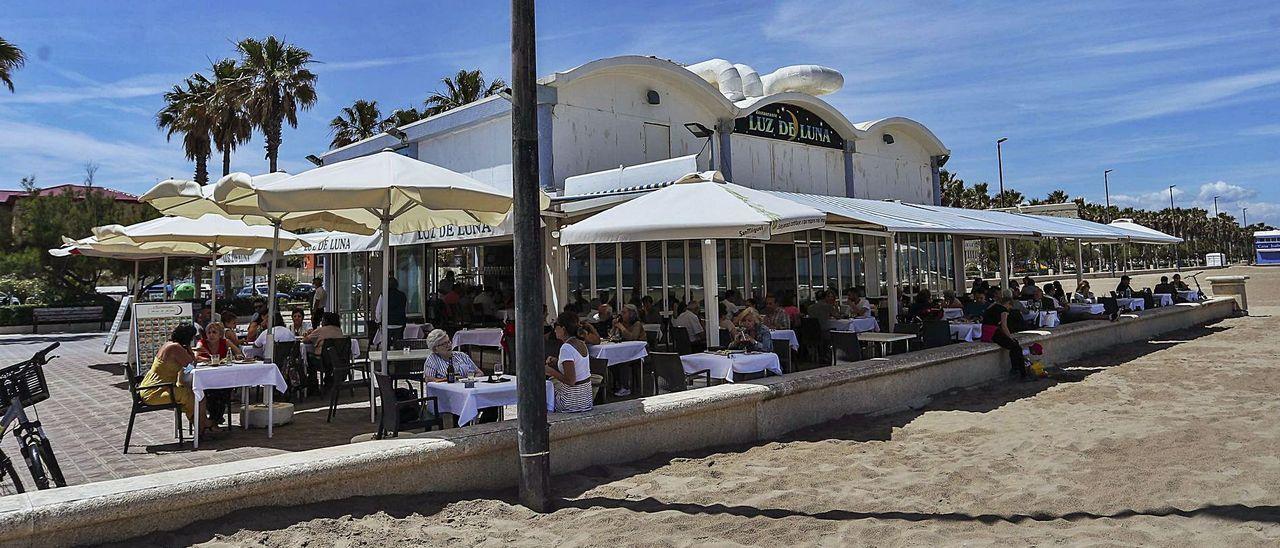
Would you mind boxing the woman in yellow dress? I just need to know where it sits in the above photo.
[139,324,210,431]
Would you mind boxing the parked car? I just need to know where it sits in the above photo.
[290,282,315,301]
[236,286,291,302]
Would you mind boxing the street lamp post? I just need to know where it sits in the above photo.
[1213,195,1220,260]
[1104,169,1113,273]
[1243,207,1249,264]
[996,137,1008,196]
[1168,185,1178,270]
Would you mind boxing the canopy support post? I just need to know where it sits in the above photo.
[886,233,898,329]
[702,239,719,348]
[163,256,169,301]
[266,222,280,362]
[1075,239,1085,286]
[210,250,218,316]
[998,238,1010,292]
[132,260,140,299]
[378,214,390,376]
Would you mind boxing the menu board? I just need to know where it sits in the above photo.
[130,301,193,376]
[104,295,133,353]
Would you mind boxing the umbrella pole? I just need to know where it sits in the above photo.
[132,260,140,299]
[163,256,169,301]
[266,222,280,363]
[379,215,390,376]
[210,250,218,317]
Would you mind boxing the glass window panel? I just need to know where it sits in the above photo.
[796,244,811,303]
[666,241,686,309]
[729,240,745,298]
[688,241,703,308]
[716,240,728,295]
[620,242,641,307]
[646,242,664,309]
[824,232,838,293]
[838,232,850,295]
[749,244,765,301]
[395,245,425,318]
[808,238,822,297]
[568,245,591,311]
[595,243,616,308]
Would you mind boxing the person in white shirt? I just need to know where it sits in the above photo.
[247,313,297,359]
[672,300,706,345]
[545,312,593,413]
[310,276,327,324]
[720,289,741,317]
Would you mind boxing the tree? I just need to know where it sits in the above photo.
[424,69,505,116]
[0,37,24,93]
[19,175,37,194]
[208,59,254,177]
[329,99,387,149]
[1044,189,1069,204]
[83,161,99,187]
[157,75,215,184]
[383,107,426,129]
[236,36,318,173]
[992,189,1024,208]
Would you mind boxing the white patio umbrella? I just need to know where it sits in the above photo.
[249,149,516,375]
[1108,218,1183,244]
[94,214,304,316]
[51,234,211,300]
[559,171,826,346]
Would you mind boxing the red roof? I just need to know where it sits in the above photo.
[0,184,140,206]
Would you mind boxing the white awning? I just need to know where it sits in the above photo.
[773,192,1035,237]
[559,172,826,245]
[1108,218,1182,244]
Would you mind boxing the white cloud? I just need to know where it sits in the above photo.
[1087,67,1280,127]
[1109,187,1184,210]
[1240,123,1280,136]
[0,72,176,105]
[0,119,188,189]
[1196,181,1257,204]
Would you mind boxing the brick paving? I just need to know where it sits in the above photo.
[0,331,383,492]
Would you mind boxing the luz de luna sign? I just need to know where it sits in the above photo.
[733,103,845,150]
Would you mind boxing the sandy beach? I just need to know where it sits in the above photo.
[117,266,1280,547]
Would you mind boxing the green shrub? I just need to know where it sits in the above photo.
[0,305,38,327]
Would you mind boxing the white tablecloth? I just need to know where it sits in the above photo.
[949,322,982,342]
[680,352,782,382]
[1116,297,1145,311]
[771,329,800,350]
[451,328,505,349]
[190,362,287,403]
[425,375,553,426]
[643,323,662,333]
[828,317,879,333]
[587,341,649,366]
[403,323,427,340]
[1036,310,1061,328]
[1178,290,1202,302]
[1068,303,1106,315]
[942,308,964,320]
[1153,293,1174,307]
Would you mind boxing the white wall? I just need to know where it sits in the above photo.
[551,71,720,186]
[851,128,934,202]
[414,115,514,193]
[728,134,845,195]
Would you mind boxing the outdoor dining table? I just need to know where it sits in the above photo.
[857,332,917,357]
[1153,293,1175,307]
[942,308,964,320]
[1116,297,1145,311]
[587,340,649,365]
[949,322,982,342]
[426,375,553,426]
[827,317,879,333]
[1178,290,1202,302]
[402,323,428,340]
[1033,310,1061,328]
[770,329,800,350]
[1068,303,1106,316]
[189,360,288,449]
[680,351,782,382]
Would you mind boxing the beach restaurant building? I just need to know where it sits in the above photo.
[307,55,1147,333]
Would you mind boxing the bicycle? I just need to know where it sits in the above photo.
[0,342,67,493]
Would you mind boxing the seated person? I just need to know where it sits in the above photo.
[140,324,210,431]
[639,295,663,324]
[545,312,593,413]
[717,303,737,334]
[303,312,346,362]
[1172,273,1190,291]
[672,300,706,346]
[577,319,603,345]
[760,294,791,330]
[841,288,874,319]
[1038,284,1067,314]
[1115,275,1134,298]
[423,329,482,380]
[971,277,990,295]
[908,290,942,321]
[1019,276,1038,299]
[1050,281,1068,304]
[195,321,243,362]
[611,304,646,342]
[729,308,773,352]
[1072,281,1096,303]
[220,311,244,349]
[940,289,963,309]
[251,313,297,356]
[806,290,837,327]
[590,303,614,324]
[288,308,308,336]
[1153,276,1174,295]
[962,291,989,319]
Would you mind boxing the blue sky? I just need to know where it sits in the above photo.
[1,0,1278,224]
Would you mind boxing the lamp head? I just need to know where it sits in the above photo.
[385,127,408,141]
[305,154,323,167]
[683,122,713,139]
[996,137,1008,144]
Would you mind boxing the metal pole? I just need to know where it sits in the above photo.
[1075,240,1084,286]
[210,251,218,316]
[997,238,1010,291]
[1168,185,1178,271]
[1103,169,1112,212]
[996,138,1007,196]
[886,234,898,328]
[702,239,719,347]
[266,222,280,362]
[163,256,170,300]
[379,215,390,375]
[511,0,551,513]
[132,260,140,299]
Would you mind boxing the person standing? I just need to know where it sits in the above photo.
[310,276,327,326]
[375,276,408,345]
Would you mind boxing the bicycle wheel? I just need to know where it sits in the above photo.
[36,438,65,488]
[0,453,23,494]
[19,439,49,490]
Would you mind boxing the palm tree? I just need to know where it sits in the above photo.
[1044,189,1070,204]
[423,69,505,116]
[0,37,25,92]
[329,99,387,149]
[383,106,425,129]
[207,59,254,177]
[156,76,214,184]
[236,36,318,172]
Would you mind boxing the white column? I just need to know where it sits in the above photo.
[1075,239,1085,286]
[886,233,898,328]
[998,238,1010,292]
[951,236,966,291]
[701,239,719,348]
[266,222,281,362]
[378,215,391,375]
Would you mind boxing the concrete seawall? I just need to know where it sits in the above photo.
[0,298,1238,546]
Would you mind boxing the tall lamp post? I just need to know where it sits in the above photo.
[1104,169,1113,273]
[1243,207,1249,264]
[511,0,551,512]
[1168,185,1178,270]
[996,137,1008,196]
[1212,195,1220,261]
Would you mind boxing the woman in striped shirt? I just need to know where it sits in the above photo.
[422,329,482,381]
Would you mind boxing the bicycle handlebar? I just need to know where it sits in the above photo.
[30,343,59,367]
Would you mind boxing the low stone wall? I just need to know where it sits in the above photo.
[0,298,1238,547]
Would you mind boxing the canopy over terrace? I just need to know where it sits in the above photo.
[560,171,826,347]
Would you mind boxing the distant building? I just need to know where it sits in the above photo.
[0,184,142,237]
[1255,230,1280,265]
